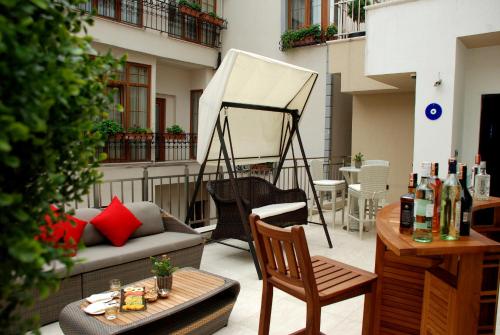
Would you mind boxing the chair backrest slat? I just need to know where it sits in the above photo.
[262,236,277,271]
[271,239,287,274]
[283,240,300,279]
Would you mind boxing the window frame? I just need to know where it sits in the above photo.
[108,62,151,130]
[287,0,329,31]
[86,0,144,27]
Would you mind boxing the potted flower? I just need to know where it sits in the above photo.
[280,24,321,51]
[324,23,338,41]
[93,119,125,140]
[353,152,364,168]
[200,11,225,27]
[125,125,153,140]
[165,124,186,141]
[178,0,201,18]
[151,254,178,290]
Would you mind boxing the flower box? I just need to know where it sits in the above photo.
[165,133,186,141]
[179,5,201,18]
[200,13,224,27]
[291,35,317,47]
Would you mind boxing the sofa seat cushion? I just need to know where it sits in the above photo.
[55,232,203,277]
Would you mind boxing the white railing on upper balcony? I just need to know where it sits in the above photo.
[332,0,388,39]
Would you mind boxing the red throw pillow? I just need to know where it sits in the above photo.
[90,196,142,246]
[38,205,88,256]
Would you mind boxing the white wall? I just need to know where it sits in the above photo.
[87,16,218,68]
[366,0,500,176]
[221,0,327,159]
[461,45,500,168]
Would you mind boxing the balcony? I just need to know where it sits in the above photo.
[99,132,197,163]
[79,0,226,49]
[281,0,390,51]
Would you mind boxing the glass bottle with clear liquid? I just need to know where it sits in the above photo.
[474,161,490,200]
[440,158,461,241]
[413,162,434,243]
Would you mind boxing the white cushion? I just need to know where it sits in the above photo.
[313,179,345,186]
[252,202,306,219]
[349,184,361,192]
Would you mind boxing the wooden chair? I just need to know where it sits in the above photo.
[249,214,378,335]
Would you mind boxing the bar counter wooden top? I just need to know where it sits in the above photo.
[364,197,500,335]
[376,201,500,257]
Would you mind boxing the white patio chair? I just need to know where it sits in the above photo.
[309,159,345,227]
[347,164,389,239]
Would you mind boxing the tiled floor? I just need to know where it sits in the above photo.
[40,211,500,334]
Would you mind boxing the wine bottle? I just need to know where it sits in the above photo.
[440,158,461,241]
[400,173,417,235]
[429,162,442,233]
[458,163,472,236]
[413,162,434,243]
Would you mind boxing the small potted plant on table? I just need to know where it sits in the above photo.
[353,152,364,168]
[151,254,178,291]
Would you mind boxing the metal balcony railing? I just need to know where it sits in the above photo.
[71,157,350,228]
[332,0,387,39]
[99,132,197,163]
[78,0,225,48]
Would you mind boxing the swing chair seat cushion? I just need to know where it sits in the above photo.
[252,202,306,219]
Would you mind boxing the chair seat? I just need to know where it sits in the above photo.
[312,256,376,303]
[252,202,306,219]
[270,255,377,305]
[313,180,345,186]
[348,183,361,192]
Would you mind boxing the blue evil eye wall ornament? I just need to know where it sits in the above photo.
[425,103,442,121]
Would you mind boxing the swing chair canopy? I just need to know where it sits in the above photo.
[197,49,318,165]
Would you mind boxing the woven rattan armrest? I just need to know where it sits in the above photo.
[160,209,200,234]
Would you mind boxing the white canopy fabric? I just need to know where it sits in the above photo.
[196,49,318,165]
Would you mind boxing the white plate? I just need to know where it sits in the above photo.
[83,301,119,315]
[86,291,118,304]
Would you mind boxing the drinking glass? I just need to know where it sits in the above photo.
[104,305,118,320]
[109,279,121,292]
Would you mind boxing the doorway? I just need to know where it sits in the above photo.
[479,94,500,197]
[155,97,166,161]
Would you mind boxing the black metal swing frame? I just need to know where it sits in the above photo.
[185,101,333,279]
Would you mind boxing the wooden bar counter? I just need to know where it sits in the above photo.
[363,198,500,335]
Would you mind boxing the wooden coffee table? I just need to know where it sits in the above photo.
[59,268,240,335]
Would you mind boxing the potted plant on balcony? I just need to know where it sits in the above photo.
[200,11,225,27]
[353,152,364,168]
[324,23,338,41]
[126,125,153,140]
[165,124,186,141]
[151,254,178,291]
[178,0,202,18]
[280,24,321,51]
[93,119,125,140]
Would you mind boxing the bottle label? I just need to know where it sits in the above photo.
[425,204,434,218]
[463,211,469,223]
[454,202,461,233]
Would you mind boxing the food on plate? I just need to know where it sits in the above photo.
[122,295,144,310]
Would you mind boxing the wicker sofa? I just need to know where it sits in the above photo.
[28,201,204,326]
